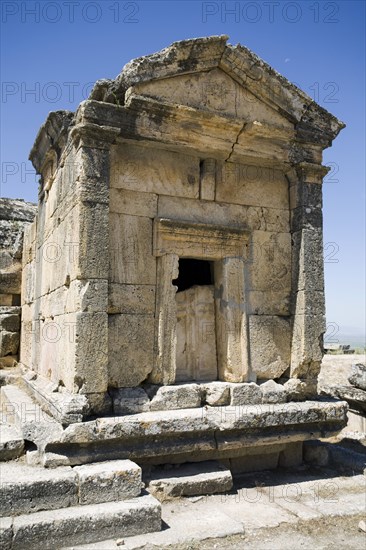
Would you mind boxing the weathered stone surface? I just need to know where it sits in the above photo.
[110,142,199,198]
[112,387,150,415]
[321,384,366,413]
[108,283,155,315]
[0,330,20,356]
[0,462,77,517]
[22,373,89,425]
[108,314,154,388]
[0,423,24,461]
[1,385,63,450]
[249,315,291,379]
[230,383,262,406]
[283,378,318,401]
[110,188,158,218]
[216,162,289,209]
[175,286,217,382]
[151,254,178,385]
[260,380,287,404]
[158,195,289,233]
[349,363,366,391]
[214,257,249,382]
[109,213,156,285]
[149,384,202,411]
[0,516,12,550]
[203,382,231,406]
[74,459,142,505]
[0,313,20,332]
[148,461,232,500]
[9,494,161,549]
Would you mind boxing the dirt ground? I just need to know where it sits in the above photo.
[155,513,366,550]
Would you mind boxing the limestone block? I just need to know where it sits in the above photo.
[292,228,324,292]
[0,355,17,369]
[200,158,216,201]
[214,258,249,382]
[260,380,286,404]
[86,392,112,417]
[248,290,290,316]
[67,279,108,313]
[290,313,325,378]
[0,424,24,461]
[349,363,366,391]
[158,195,289,233]
[0,313,20,332]
[148,460,232,500]
[108,314,154,387]
[294,289,325,317]
[291,206,322,232]
[230,382,262,405]
[175,286,218,382]
[21,261,35,305]
[74,459,142,505]
[0,295,13,306]
[203,382,231,406]
[248,230,291,292]
[109,213,156,285]
[133,67,289,128]
[112,387,150,415]
[10,494,161,549]
[0,268,22,296]
[289,181,323,210]
[110,188,158,218]
[78,201,109,280]
[283,378,318,401]
[216,162,289,209]
[249,315,291,379]
[0,330,20,356]
[0,462,77,516]
[74,312,108,394]
[110,142,199,198]
[0,384,63,451]
[108,283,155,315]
[151,254,178,385]
[154,218,249,260]
[149,384,202,411]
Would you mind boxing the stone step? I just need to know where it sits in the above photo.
[0,423,24,461]
[42,399,348,467]
[0,384,63,452]
[147,460,233,500]
[1,494,161,550]
[0,459,143,517]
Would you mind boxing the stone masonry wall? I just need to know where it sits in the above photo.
[0,198,36,367]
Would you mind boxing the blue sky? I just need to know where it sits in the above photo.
[1,0,365,342]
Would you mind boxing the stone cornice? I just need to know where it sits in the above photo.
[89,36,345,144]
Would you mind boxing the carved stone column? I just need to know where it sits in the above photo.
[289,162,329,380]
[214,257,249,382]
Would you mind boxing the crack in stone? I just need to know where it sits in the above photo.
[225,122,247,163]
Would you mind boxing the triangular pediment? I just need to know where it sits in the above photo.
[90,35,344,144]
[129,68,291,129]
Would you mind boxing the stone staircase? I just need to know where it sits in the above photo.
[0,459,161,549]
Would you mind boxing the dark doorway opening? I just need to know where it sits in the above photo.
[173,258,213,293]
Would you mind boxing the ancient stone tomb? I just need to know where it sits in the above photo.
[16,36,347,466]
